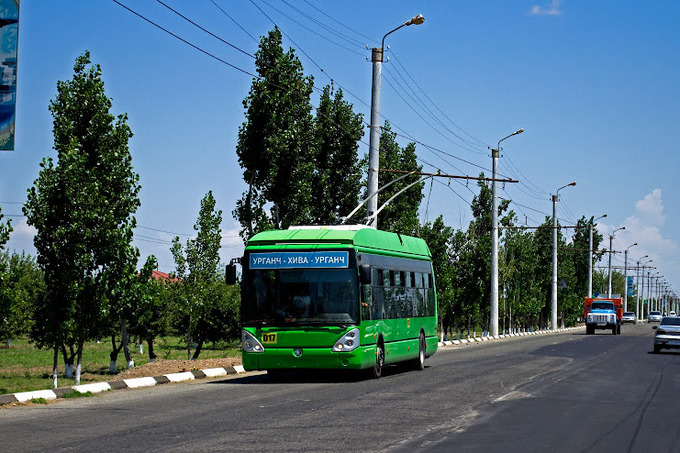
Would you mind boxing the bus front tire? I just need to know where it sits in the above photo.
[413,332,425,370]
[371,343,384,379]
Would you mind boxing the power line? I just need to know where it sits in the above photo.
[112,0,258,78]
[248,0,494,184]
[155,0,255,59]
[389,49,489,150]
[254,0,365,56]
[208,0,259,44]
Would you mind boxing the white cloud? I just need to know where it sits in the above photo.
[603,189,680,290]
[529,0,562,16]
[634,189,665,226]
[5,218,37,256]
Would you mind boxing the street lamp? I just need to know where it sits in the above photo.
[366,14,425,228]
[552,181,576,330]
[490,128,524,337]
[640,259,653,318]
[588,214,607,298]
[623,242,637,311]
[607,226,625,297]
[635,255,649,320]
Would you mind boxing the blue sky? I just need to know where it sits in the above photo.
[1,0,678,297]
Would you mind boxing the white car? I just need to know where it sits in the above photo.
[648,311,663,323]
[653,316,680,353]
[670,311,677,316]
[622,312,637,324]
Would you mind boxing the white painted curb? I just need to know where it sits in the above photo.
[202,368,228,378]
[14,389,57,403]
[165,371,195,382]
[73,382,111,394]
[124,377,157,389]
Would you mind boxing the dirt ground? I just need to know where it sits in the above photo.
[110,356,243,381]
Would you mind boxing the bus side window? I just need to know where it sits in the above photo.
[389,270,395,287]
[425,273,434,316]
[361,285,371,321]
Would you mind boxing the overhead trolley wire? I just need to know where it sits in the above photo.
[252,0,365,57]
[113,0,257,78]
[301,0,376,44]
[279,0,366,49]
[209,0,259,44]
[389,49,489,151]
[116,0,374,152]
[250,0,494,181]
[120,0,504,220]
[382,68,485,156]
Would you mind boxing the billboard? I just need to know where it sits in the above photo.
[0,0,18,150]
[627,276,634,296]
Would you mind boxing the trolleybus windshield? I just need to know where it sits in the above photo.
[242,250,359,326]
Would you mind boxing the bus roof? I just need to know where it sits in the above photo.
[246,225,431,259]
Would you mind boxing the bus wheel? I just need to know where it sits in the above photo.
[414,332,425,370]
[372,343,384,379]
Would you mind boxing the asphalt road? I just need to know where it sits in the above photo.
[1,322,677,452]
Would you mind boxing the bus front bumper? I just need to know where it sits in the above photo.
[243,345,374,371]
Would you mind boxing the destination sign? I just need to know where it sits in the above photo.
[250,251,349,269]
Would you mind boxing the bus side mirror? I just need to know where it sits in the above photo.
[359,264,372,285]
[226,263,237,285]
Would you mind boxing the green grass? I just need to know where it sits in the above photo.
[62,390,95,399]
[0,337,240,395]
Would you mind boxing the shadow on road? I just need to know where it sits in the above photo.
[208,363,427,385]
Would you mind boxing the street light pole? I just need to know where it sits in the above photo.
[588,214,606,298]
[552,181,576,330]
[607,227,625,297]
[490,128,524,337]
[623,243,637,311]
[367,14,424,228]
[635,255,648,320]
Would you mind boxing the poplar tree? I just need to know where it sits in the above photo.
[24,51,141,386]
[171,191,223,360]
[311,86,364,224]
[234,27,315,239]
[374,122,423,234]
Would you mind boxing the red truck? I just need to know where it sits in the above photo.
[584,297,623,335]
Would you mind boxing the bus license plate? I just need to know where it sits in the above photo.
[262,333,277,344]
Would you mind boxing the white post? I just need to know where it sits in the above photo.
[588,223,594,298]
[366,47,383,228]
[551,194,558,331]
[607,235,613,297]
[491,147,500,337]
[624,250,628,311]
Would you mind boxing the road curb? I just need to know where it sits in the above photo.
[1,365,246,406]
[437,325,584,348]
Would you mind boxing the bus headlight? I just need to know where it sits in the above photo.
[332,328,360,352]
[242,330,265,353]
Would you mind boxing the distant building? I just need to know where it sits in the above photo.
[150,270,179,284]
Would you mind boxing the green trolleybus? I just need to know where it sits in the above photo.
[238,225,438,378]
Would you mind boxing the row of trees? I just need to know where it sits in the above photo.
[0,29,637,388]
[0,52,240,387]
[232,28,631,338]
